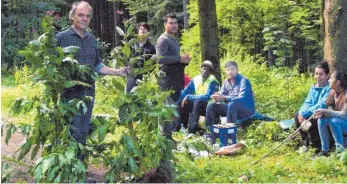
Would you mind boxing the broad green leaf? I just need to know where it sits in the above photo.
[128,57,141,65]
[122,43,131,58]
[42,17,52,33]
[20,124,31,136]
[64,80,92,88]
[133,64,156,75]
[63,46,80,54]
[61,126,70,141]
[47,66,56,78]
[48,166,60,182]
[31,144,40,160]
[5,124,17,145]
[116,26,125,36]
[62,57,79,64]
[39,120,55,134]
[34,163,43,182]
[42,156,56,175]
[18,141,32,160]
[58,153,67,166]
[98,124,109,142]
[41,158,50,175]
[128,157,139,173]
[126,24,134,37]
[123,134,140,156]
[38,33,48,43]
[111,79,125,92]
[340,151,347,166]
[65,148,75,160]
[76,100,88,115]
[18,50,41,67]
[29,40,41,47]
[53,172,62,183]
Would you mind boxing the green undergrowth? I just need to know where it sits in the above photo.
[175,142,346,182]
[2,61,346,182]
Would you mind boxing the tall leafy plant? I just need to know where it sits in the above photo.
[5,16,97,182]
[87,20,177,182]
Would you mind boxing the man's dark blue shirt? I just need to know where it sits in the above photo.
[56,27,104,96]
[56,27,104,72]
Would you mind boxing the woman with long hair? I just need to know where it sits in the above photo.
[314,70,347,156]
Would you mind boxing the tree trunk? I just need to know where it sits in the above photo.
[197,0,221,83]
[323,0,347,72]
[183,0,189,30]
[147,11,152,23]
[113,1,119,47]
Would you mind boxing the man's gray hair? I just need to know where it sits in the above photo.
[224,61,238,69]
[69,1,93,21]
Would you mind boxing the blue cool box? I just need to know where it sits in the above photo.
[210,125,237,147]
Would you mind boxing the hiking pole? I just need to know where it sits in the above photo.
[248,114,314,167]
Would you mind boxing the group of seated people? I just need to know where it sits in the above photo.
[177,60,347,156]
[295,62,347,156]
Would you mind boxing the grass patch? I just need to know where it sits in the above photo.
[1,84,42,125]
[2,63,346,182]
[175,141,347,182]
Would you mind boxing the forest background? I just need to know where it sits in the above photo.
[1,0,347,182]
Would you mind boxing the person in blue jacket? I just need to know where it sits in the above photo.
[176,60,219,133]
[314,70,347,156]
[205,61,255,127]
[295,62,331,152]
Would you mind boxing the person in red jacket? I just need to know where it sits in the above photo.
[184,73,190,87]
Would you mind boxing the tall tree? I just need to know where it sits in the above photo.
[183,0,189,29]
[197,0,220,82]
[323,0,347,71]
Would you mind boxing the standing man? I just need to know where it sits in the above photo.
[156,13,191,102]
[177,60,219,134]
[205,61,256,127]
[56,1,128,146]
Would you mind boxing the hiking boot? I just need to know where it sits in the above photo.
[197,128,206,136]
[313,151,329,158]
[297,146,309,154]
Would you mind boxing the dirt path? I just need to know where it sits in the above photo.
[1,122,35,182]
[1,122,106,183]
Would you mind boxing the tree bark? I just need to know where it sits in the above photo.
[113,1,119,47]
[183,0,189,30]
[197,0,221,83]
[323,0,347,72]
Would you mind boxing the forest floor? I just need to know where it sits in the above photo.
[2,84,347,183]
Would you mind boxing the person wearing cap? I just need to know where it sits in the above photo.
[205,61,255,127]
[176,60,219,133]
